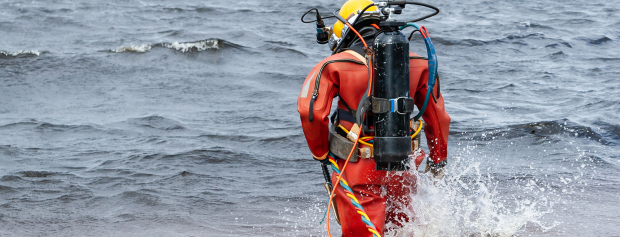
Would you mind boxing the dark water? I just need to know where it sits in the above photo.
[1,0,619,236]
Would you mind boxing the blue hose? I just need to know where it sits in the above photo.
[400,23,438,121]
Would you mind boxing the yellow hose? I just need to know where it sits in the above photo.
[338,119,422,148]
[411,119,423,139]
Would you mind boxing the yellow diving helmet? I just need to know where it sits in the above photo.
[329,0,379,53]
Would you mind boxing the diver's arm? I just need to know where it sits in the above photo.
[414,70,451,166]
[297,64,339,161]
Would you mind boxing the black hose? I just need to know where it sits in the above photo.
[321,163,331,184]
[301,8,335,23]
[402,2,440,23]
[382,1,440,23]
[408,29,419,41]
[304,1,438,24]
[350,3,377,28]
[332,9,349,26]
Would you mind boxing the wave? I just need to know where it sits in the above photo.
[585,57,620,62]
[576,36,613,45]
[161,39,220,52]
[453,119,611,145]
[545,42,572,48]
[110,44,153,53]
[546,51,568,60]
[125,115,185,131]
[162,7,215,13]
[112,147,258,168]
[0,120,104,134]
[18,171,57,178]
[0,50,45,58]
[266,46,307,57]
[0,185,14,193]
[153,147,253,164]
[0,175,24,182]
[109,38,244,54]
[592,121,620,145]
[117,190,161,206]
[517,21,555,30]
[431,33,552,47]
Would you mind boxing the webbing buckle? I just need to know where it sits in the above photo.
[390,97,410,115]
[371,96,414,114]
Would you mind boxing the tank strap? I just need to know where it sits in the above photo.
[371,97,415,114]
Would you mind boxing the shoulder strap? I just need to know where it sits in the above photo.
[343,50,367,67]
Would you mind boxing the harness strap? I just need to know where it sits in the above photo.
[328,124,359,162]
[343,50,367,66]
[339,96,356,115]
[328,122,424,163]
[337,109,356,124]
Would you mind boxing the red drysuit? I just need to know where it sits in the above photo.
[297,50,450,236]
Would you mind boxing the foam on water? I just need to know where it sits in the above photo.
[386,164,556,236]
[109,39,220,54]
[111,44,152,53]
[162,39,219,52]
[283,152,559,237]
[0,50,43,57]
[281,135,613,236]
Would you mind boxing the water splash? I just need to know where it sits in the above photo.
[385,154,558,237]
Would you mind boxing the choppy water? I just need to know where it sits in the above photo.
[1,0,619,236]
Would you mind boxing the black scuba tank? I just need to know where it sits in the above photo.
[372,25,413,171]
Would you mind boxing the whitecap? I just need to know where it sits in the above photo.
[162,39,219,52]
[0,50,43,57]
[111,44,152,53]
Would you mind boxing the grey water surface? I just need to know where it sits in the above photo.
[1,0,619,236]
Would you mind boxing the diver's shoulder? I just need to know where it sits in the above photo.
[311,52,366,68]
[323,51,361,61]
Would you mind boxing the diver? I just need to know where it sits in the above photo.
[297,0,451,236]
